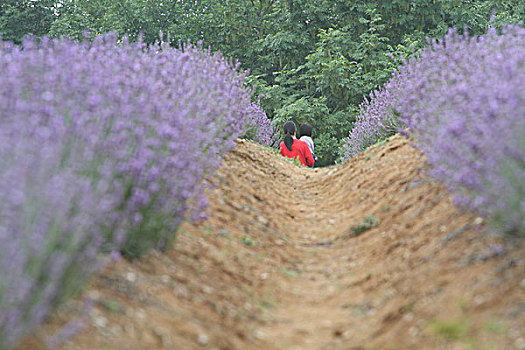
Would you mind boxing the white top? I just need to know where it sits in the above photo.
[300,136,314,154]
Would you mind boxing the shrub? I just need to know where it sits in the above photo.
[340,24,525,236]
[0,134,108,350]
[348,215,380,237]
[243,102,279,147]
[0,33,268,348]
[398,25,525,236]
[338,80,402,160]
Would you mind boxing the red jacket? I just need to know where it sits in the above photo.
[280,139,315,167]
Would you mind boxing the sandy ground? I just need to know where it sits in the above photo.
[19,136,525,350]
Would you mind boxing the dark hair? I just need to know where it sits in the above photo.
[299,123,312,138]
[283,121,296,151]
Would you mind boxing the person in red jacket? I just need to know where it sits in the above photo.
[279,121,315,167]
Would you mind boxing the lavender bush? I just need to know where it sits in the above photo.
[0,133,108,350]
[243,102,279,147]
[338,77,402,160]
[340,24,525,236]
[0,33,269,348]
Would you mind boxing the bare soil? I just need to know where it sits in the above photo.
[19,136,525,350]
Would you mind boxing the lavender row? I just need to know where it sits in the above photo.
[0,34,269,349]
[244,102,280,147]
[340,24,525,236]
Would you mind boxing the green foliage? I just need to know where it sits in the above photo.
[349,215,380,237]
[261,7,426,165]
[428,319,470,341]
[120,202,177,260]
[1,0,523,168]
[240,236,255,246]
[257,291,278,310]
[256,0,523,166]
[49,0,173,42]
[101,299,125,314]
[0,0,57,43]
[399,300,415,314]
[484,320,505,334]
[435,0,525,36]
[281,267,299,278]
[281,155,303,167]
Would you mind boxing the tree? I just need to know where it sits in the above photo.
[3,0,522,166]
[0,0,58,43]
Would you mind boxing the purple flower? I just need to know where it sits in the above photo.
[243,103,280,147]
[0,33,264,348]
[340,24,525,236]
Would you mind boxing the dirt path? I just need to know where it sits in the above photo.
[20,137,525,350]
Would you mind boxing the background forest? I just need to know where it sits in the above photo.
[1,0,524,165]
[1,3,524,348]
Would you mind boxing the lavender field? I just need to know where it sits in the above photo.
[0,34,275,349]
[340,24,525,237]
[0,12,524,350]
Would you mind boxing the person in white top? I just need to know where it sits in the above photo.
[299,123,317,167]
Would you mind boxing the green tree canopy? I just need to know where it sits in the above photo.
[2,0,523,165]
